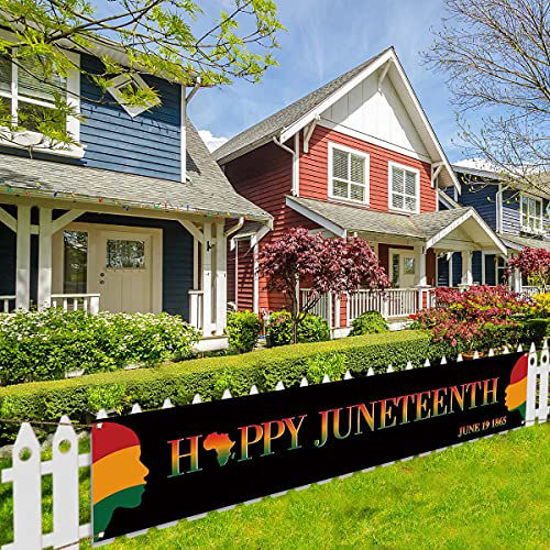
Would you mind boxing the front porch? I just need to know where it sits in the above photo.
[0,198,244,349]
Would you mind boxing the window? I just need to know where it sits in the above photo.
[391,253,400,287]
[404,257,415,275]
[329,143,369,203]
[107,74,159,118]
[107,239,145,269]
[0,52,67,133]
[520,194,543,233]
[63,231,88,293]
[389,163,419,213]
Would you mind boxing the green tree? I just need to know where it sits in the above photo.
[0,0,283,150]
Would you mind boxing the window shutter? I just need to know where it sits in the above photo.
[392,167,404,194]
[350,154,364,184]
[332,149,348,179]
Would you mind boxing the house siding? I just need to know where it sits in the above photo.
[456,183,497,230]
[224,141,319,313]
[0,204,16,296]
[300,125,436,213]
[79,54,181,181]
[501,189,550,239]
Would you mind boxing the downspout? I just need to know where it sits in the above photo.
[225,217,244,239]
[181,77,202,183]
[273,135,299,196]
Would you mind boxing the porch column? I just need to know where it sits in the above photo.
[512,268,522,293]
[415,245,429,311]
[37,207,53,308]
[460,250,473,286]
[15,205,31,309]
[215,221,227,335]
[201,222,213,336]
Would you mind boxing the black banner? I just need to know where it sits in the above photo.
[91,352,528,543]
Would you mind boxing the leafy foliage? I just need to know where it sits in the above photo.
[507,247,550,292]
[350,311,389,336]
[0,330,434,442]
[0,0,284,148]
[410,285,532,353]
[258,228,389,342]
[0,308,199,385]
[265,311,330,347]
[305,353,347,383]
[226,310,262,353]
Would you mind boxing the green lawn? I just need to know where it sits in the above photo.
[2,424,548,550]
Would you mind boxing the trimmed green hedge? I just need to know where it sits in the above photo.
[0,330,434,442]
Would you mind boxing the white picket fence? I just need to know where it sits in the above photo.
[1,343,549,549]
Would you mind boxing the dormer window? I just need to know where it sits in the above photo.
[328,143,369,204]
[520,194,542,233]
[107,74,159,118]
[389,162,420,213]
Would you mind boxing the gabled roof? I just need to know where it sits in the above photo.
[215,47,460,193]
[286,196,506,254]
[214,49,388,163]
[0,120,272,222]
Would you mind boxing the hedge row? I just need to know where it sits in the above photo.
[0,330,435,442]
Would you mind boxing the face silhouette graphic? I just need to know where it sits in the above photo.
[92,422,149,541]
[505,354,528,419]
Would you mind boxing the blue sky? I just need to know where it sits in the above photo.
[190,0,464,160]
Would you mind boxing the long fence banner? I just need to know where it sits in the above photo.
[91,352,529,544]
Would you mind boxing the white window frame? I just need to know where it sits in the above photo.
[107,73,159,118]
[388,161,420,214]
[0,47,82,157]
[520,193,543,234]
[327,141,370,205]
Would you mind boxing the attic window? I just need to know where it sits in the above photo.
[389,162,419,213]
[328,143,369,204]
[107,74,158,117]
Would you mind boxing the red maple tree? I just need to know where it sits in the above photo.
[257,227,389,341]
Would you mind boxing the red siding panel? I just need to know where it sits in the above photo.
[300,125,436,213]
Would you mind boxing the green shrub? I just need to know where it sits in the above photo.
[0,330,434,442]
[0,309,199,385]
[350,311,389,336]
[518,318,550,346]
[266,311,330,347]
[226,311,262,353]
[305,353,347,383]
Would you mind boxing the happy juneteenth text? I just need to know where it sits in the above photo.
[168,376,500,476]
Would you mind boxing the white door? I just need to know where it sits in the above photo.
[95,230,153,313]
[390,249,417,288]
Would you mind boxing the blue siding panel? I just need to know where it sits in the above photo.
[501,189,520,235]
[0,204,16,295]
[79,54,181,181]
[472,251,482,284]
[61,213,193,319]
[452,253,462,286]
[457,184,497,230]
[485,254,496,285]
[437,257,449,286]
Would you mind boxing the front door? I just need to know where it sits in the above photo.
[95,230,153,313]
[389,249,416,288]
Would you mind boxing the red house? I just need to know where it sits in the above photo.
[216,47,506,334]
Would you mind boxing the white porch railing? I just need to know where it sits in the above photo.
[50,294,100,314]
[348,288,426,322]
[300,289,333,323]
[521,286,543,299]
[0,295,16,313]
[189,290,203,330]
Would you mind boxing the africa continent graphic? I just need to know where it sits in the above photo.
[203,432,235,466]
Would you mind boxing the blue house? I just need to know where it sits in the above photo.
[0,46,272,349]
[438,162,550,292]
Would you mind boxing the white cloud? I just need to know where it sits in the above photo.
[198,129,229,152]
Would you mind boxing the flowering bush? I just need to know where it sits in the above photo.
[507,247,550,292]
[411,285,531,353]
[0,308,199,385]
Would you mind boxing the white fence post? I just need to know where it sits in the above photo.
[52,416,79,550]
[4,423,42,550]
[538,341,549,423]
[525,345,538,427]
